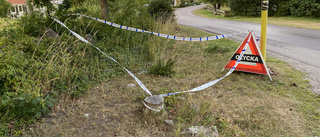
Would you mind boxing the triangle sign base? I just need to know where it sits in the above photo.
[224,31,272,81]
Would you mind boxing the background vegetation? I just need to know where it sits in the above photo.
[201,0,320,17]
[0,0,12,17]
[0,0,175,135]
[148,0,174,21]
[1,0,319,136]
[194,8,320,30]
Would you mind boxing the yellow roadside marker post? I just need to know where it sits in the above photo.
[261,0,268,61]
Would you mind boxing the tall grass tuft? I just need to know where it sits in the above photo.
[149,58,176,77]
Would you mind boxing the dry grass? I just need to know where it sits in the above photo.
[22,24,320,136]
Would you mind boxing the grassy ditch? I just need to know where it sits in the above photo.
[193,8,320,30]
[22,25,320,136]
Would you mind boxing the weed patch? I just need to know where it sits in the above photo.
[149,58,176,77]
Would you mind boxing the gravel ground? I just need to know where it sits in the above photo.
[268,51,320,95]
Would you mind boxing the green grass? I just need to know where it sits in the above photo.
[21,24,320,136]
[194,8,320,30]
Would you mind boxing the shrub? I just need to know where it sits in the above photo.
[18,11,50,37]
[148,0,174,22]
[288,0,320,17]
[195,1,202,5]
[0,30,57,135]
[229,0,261,16]
[269,0,291,16]
[0,0,12,17]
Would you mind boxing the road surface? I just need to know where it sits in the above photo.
[175,5,320,94]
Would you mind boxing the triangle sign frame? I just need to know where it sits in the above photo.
[224,31,272,81]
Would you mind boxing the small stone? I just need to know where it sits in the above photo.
[181,126,219,137]
[84,113,89,118]
[85,34,93,41]
[85,34,97,43]
[164,120,174,126]
[127,83,136,88]
[44,28,59,39]
[181,126,203,135]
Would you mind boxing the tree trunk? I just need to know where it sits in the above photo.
[100,0,109,20]
[212,2,217,11]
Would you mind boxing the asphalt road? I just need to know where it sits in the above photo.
[175,5,320,94]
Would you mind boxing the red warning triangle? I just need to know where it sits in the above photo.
[224,31,271,77]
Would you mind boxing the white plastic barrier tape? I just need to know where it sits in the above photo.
[52,17,251,112]
[70,13,249,41]
[143,33,252,111]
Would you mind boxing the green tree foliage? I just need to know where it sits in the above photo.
[288,0,320,17]
[55,0,72,17]
[203,0,228,11]
[148,0,174,21]
[178,0,191,7]
[268,0,320,16]
[32,0,55,16]
[269,0,291,16]
[230,0,320,17]
[0,0,12,17]
[229,0,261,16]
[70,0,86,6]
